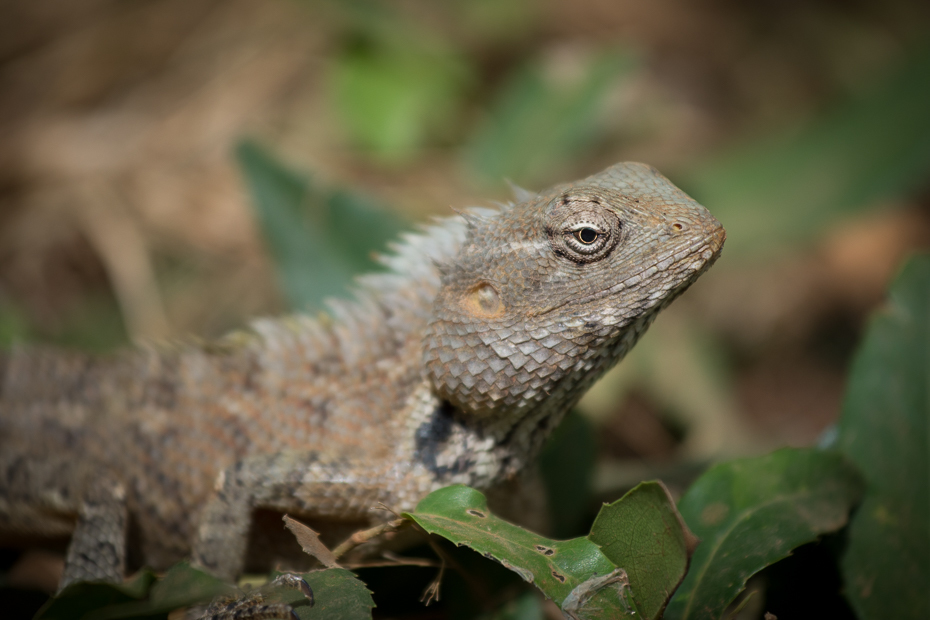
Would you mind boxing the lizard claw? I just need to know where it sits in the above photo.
[296,578,313,601]
[269,573,314,605]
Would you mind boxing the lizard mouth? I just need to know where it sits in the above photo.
[708,223,727,255]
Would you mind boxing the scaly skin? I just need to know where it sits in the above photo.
[0,162,725,585]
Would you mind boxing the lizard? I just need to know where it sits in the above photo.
[0,162,725,595]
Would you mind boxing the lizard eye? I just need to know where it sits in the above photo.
[548,196,621,263]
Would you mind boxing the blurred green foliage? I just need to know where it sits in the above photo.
[464,51,637,186]
[834,255,929,620]
[0,304,32,348]
[683,44,930,256]
[250,18,930,314]
[330,27,473,163]
[9,2,930,351]
[236,140,406,310]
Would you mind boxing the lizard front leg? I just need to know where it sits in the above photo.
[0,454,127,589]
[192,451,398,581]
[60,477,128,589]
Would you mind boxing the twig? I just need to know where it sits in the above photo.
[330,518,407,559]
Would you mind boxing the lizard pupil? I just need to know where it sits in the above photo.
[576,228,598,244]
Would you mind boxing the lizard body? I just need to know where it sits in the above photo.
[0,163,724,585]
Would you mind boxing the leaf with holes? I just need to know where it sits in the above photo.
[406,483,694,619]
[406,486,616,605]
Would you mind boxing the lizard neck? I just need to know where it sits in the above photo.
[403,388,576,494]
[401,383,534,493]
[409,308,661,494]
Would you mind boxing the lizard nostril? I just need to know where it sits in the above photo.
[672,222,685,232]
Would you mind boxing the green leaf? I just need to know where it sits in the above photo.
[235,140,406,310]
[35,570,157,620]
[406,485,617,606]
[665,448,864,620]
[36,563,233,620]
[589,482,698,620]
[464,51,637,186]
[834,254,930,620]
[683,45,930,255]
[116,563,232,619]
[37,564,373,620]
[268,569,375,620]
[406,483,694,619]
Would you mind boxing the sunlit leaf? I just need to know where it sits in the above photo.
[406,485,617,606]
[406,483,693,619]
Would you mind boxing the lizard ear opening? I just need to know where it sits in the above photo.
[461,282,505,319]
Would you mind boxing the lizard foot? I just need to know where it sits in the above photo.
[197,574,313,620]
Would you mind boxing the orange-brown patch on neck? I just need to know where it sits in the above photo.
[462,282,505,319]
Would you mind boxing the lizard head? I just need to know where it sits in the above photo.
[423,162,725,432]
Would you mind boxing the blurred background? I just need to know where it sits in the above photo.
[1,0,929,615]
